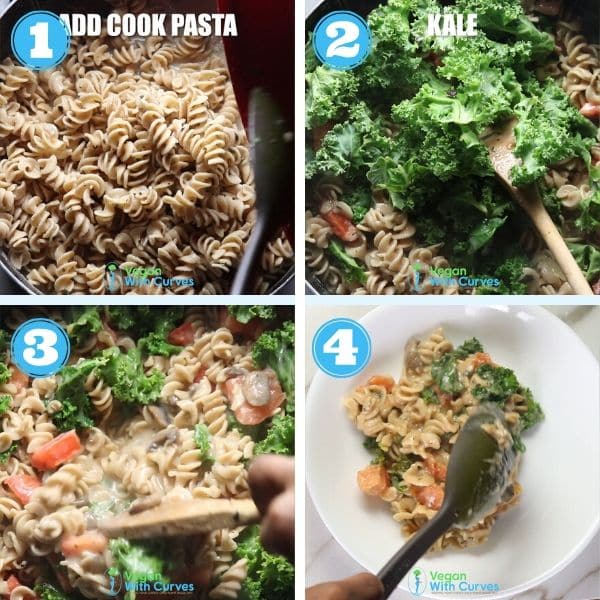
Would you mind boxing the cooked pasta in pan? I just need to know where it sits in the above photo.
[344,328,543,550]
[0,17,293,294]
[0,307,294,598]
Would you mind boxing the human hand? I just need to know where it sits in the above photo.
[248,455,294,560]
[306,573,384,600]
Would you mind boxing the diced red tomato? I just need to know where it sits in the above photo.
[6,575,20,592]
[222,313,266,340]
[412,484,444,510]
[472,352,492,370]
[194,366,207,383]
[357,464,390,497]
[426,51,443,67]
[312,123,333,151]
[424,457,447,482]
[4,474,41,505]
[432,384,453,406]
[533,0,562,16]
[322,211,358,243]
[61,531,108,557]
[167,322,194,346]
[30,430,81,471]
[225,371,285,425]
[367,375,395,393]
[8,368,29,392]
[580,103,600,119]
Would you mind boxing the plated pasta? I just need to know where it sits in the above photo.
[306,0,599,295]
[0,11,293,294]
[0,306,295,598]
[344,328,543,550]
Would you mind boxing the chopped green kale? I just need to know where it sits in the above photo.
[66,308,102,347]
[255,414,294,456]
[228,306,276,324]
[421,387,439,404]
[0,394,11,414]
[327,240,367,285]
[0,442,16,464]
[194,423,214,463]
[235,526,294,600]
[472,363,520,404]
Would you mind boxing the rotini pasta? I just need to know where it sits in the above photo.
[345,329,543,550]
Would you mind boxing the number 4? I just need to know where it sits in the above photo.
[323,329,358,366]
[30,22,53,59]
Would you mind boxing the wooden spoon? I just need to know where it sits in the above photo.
[99,498,260,539]
[483,118,593,295]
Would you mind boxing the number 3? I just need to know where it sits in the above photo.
[323,329,358,366]
[29,22,53,59]
[23,328,59,366]
[325,20,360,59]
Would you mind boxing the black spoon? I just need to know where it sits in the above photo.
[378,405,517,598]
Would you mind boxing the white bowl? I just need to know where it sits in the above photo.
[306,305,600,599]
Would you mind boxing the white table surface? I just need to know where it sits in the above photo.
[306,306,600,600]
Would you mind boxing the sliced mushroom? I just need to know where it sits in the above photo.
[241,371,271,407]
[223,366,248,379]
[146,405,171,428]
[404,337,424,372]
[147,427,180,451]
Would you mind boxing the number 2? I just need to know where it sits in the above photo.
[325,20,360,59]
[323,329,358,366]
[22,328,59,367]
[29,22,53,59]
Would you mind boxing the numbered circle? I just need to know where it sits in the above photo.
[11,318,70,378]
[11,11,70,71]
[312,11,371,70]
[313,318,371,378]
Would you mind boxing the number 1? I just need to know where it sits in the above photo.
[323,329,358,366]
[30,22,53,59]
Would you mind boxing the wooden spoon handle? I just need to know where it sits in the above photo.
[517,187,593,295]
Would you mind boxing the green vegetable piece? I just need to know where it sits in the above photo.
[306,67,359,128]
[0,394,12,415]
[454,338,484,359]
[102,349,164,406]
[472,364,520,404]
[252,321,295,413]
[34,583,72,600]
[194,424,214,463]
[109,538,170,600]
[255,414,294,456]
[67,308,102,347]
[235,526,294,600]
[421,387,439,404]
[327,240,367,285]
[0,442,16,464]
[228,306,276,324]
[0,363,11,385]
[520,388,544,430]
[138,332,182,357]
[431,353,463,395]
